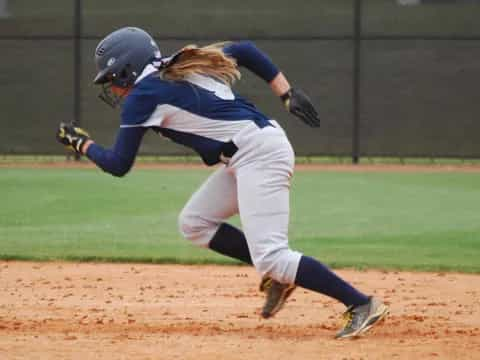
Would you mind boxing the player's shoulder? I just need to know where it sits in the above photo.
[121,75,174,126]
[128,74,174,103]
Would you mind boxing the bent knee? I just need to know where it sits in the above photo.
[253,248,302,284]
[178,210,218,248]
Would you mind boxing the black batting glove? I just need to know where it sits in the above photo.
[56,122,91,155]
[281,88,320,128]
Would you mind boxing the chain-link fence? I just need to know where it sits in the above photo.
[1,0,479,160]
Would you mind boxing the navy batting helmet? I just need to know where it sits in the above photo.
[93,27,161,107]
[93,27,160,87]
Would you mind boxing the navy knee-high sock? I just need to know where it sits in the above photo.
[208,223,252,265]
[295,256,369,307]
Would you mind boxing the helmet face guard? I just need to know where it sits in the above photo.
[98,82,130,108]
[95,62,138,108]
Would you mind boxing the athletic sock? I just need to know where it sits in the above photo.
[208,223,252,265]
[294,255,369,307]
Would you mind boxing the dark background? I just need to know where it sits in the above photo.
[1,0,479,159]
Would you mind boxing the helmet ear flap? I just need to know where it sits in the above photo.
[112,64,137,88]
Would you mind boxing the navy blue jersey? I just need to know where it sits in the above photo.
[86,41,280,176]
[120,72,272,165]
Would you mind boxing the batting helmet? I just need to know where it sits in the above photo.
[93,27,161,88]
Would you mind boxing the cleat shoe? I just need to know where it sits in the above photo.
[259,276,296,319]
[335,297,389,339]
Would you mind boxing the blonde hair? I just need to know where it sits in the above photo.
[161,43,241,86]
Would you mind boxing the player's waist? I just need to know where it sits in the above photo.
[218,120,272,163]
[232,120,283,146]
[220,120,284,161]
[223,119,292,168]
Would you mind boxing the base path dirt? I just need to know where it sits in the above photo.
[1,262,479,360]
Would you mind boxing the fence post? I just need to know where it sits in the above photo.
[73,0,82,160]
[352,0,362,164]
[0,0,10,18]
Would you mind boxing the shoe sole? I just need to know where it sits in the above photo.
[261,285,296,319]
[335,303,389,339]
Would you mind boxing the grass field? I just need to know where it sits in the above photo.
[1,166,479,272]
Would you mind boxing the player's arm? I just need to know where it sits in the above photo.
[223,41,319,127]
[56,90,157,176]
[83,126,146,177]
[56,124,146,177]
[223,41,279,84]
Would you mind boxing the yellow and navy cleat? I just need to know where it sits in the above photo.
[259,276,296,319]
[335,297,389,339]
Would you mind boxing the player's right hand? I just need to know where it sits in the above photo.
[56,122,91,154]
[282,88,320,128]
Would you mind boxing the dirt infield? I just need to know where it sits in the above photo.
[1,262,479,359]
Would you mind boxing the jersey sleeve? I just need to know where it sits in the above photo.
[223,41,280,83]
[86,126,147,177]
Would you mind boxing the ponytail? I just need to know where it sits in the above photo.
[161,43,240,86]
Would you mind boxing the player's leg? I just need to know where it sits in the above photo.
[234,130,387,335]
[236,160,382,322]
[178,166,252,264]
[179,161,297,318]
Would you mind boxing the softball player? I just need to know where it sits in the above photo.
[56,27,388,339]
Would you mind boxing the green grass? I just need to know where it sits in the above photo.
[1,155,480,165]
[1,168,479,272]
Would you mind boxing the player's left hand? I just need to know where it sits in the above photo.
[282,88,320,128]
[56,122,91,154]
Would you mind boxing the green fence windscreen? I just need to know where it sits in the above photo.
[0,0,479,158]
